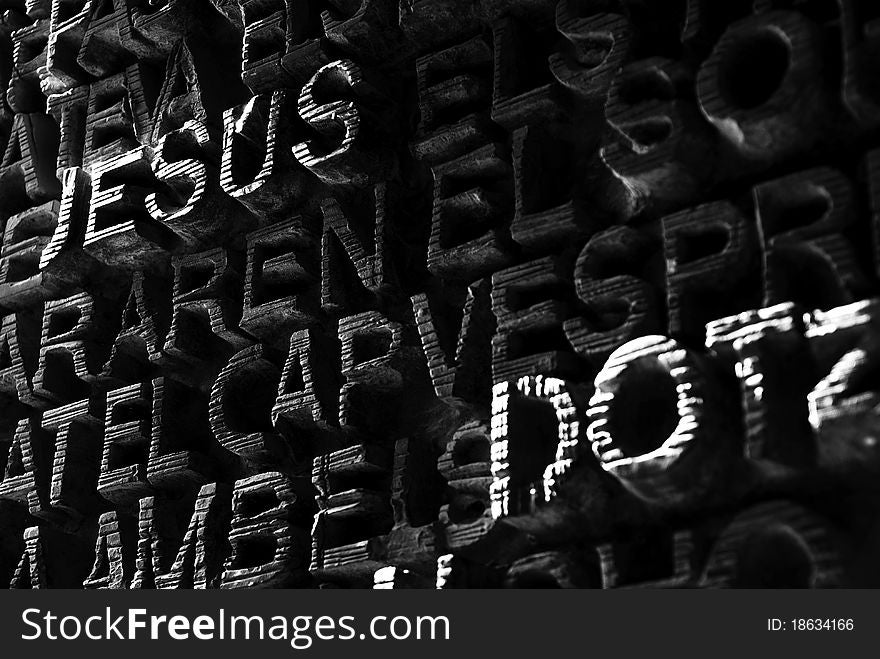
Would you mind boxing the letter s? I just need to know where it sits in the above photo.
[21,608,42,640]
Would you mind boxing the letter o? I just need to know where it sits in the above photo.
[389,617,411,640]
[587,334,740,503]
[60,616,82,640]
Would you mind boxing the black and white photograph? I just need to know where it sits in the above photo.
[0,0,876,654]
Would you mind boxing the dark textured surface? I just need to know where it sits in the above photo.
[0,0,879,588]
